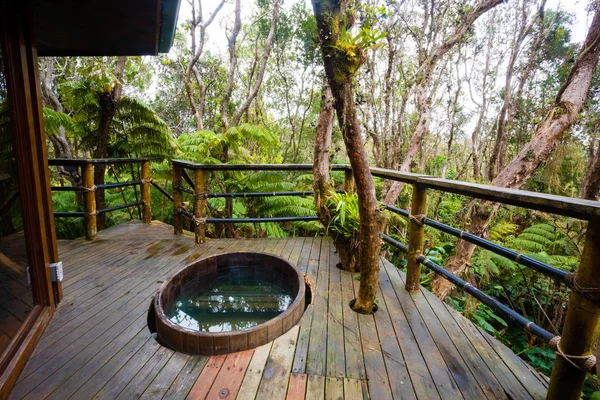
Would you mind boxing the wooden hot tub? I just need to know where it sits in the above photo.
[153,252,306,355]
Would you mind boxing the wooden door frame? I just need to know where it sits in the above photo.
[0,1,62,397]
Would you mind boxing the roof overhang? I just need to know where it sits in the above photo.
[32,0,180,56]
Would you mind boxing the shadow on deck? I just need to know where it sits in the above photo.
[8,221,549,399]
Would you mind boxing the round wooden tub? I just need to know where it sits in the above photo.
[153,251,305,355]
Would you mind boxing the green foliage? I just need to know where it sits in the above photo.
[59,79,174,159]
[42,107,74,136]
[176,123,280,165]
[326,191,361,240]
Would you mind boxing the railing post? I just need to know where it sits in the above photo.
[344,168,355,193]
[83,163,97,240]
[547,216,600,400]
[173,164,183,235]
[141,161,151,223]
[193,169,206,244]
[406,183,427,292]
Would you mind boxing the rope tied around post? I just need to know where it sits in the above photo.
[549,336,597,374]
[172,183,181,191]
[141,178,153,184]
[564,272,600,301]
[409,214,426,226]
[81,185,96,193]
[191,216,206,227]
[193,191,208,201]
[84,210,97,217]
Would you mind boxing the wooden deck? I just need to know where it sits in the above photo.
[8,221,549,399]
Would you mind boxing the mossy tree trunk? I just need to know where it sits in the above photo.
[312,83,359,272]
[311,0,381,313]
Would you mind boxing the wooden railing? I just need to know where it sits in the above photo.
[170,159,600,400]
[48,158,153,240]
[46,158,600,399]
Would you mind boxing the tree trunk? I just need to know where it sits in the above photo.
[383,0,505,206]
[432,8,600,300]
[581,122,600,200]
[312,0,382,313]
[94,56,126,230]
[312,83,360,273]
[232,0,281,126]
[185,0,226,131]
[220,0,241,132]
[488,0,546,180]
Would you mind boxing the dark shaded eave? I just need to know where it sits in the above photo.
[33,0,180,56]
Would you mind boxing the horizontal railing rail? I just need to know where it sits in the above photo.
[371,167,600,220]
[48,157,152,166]
[172,160,349,171]
[382,203,570,284]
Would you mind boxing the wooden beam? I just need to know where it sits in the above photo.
[172,164,183,235]
[141,161,151,223]
[82,164,97,240]
[193,169,205,244]
[406,184,427,292]
[547,217,600,400]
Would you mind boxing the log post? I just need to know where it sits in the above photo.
[344,168,355,193]
[193,169,206,244]
[83,163,97,240]
[141,161,151,223]
[173,164,183,235]
[547,217,600,400]
[405,183,427,292]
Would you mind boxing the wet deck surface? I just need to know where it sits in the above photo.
[9,221,548,399]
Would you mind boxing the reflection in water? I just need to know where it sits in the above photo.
[167,273,294,332]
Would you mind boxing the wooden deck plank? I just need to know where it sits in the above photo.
[139,351,191,399]
[378,259,440,399]
[60,329,153,399]
[236,343,273,400]
[287,237,305,268]
[325,376,344,400]
[256,325,300,400]
[205,350,254,400]
[381,260,463,400]
[343,378,364,400]
[187,355,227,399]
[306,239,329,376]
[479,327,549,398]
[340,270,365,380]
[394,268,494,399]
[439,299,536,400]
[286,373,308,400]
[114,347,174,400]
[162,356,209,400]
[326,244,345,378]
[292,237,318,374]
[92,337,164,399]
[357,310,393,400]
[372,279,417,400]
[305,374,325,400]
[18,312,149,399]
[417,282,517,399]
